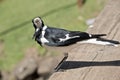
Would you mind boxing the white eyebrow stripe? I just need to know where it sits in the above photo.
[34,17,41,22]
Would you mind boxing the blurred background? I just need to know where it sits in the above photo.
[0,0,107,77]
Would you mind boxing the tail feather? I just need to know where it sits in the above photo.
[78,38,120,47]
[91,34,106,38]
[97,38,120,45]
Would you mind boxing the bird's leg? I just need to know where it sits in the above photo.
[54,53,68,72]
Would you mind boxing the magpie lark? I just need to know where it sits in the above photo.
[32,17,119,47]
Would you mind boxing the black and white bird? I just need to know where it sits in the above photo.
[32,17,119,47]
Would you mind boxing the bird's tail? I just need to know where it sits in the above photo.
[91,34,107,38]
[79,38,120,47]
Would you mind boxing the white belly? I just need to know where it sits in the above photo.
[40,37,49,44]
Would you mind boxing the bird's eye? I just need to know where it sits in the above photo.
[35,20,39,23]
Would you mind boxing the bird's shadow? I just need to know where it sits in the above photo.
[59,60,120,70]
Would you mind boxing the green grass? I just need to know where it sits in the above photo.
[0,0,106,71]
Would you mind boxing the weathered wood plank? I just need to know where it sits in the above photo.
[49,0,120,80]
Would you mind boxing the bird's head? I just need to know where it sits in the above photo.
[32,17,44,29]
[32,17,44,39]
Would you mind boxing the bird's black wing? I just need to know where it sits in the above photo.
[44,27,91,46]
[44,27,69,46]
[44,27,106,46]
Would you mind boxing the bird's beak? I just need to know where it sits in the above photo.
[32,28,39,39]
[32,32,36,39]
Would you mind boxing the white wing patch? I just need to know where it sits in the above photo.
[59,34,79,42]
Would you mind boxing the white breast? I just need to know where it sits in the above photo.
[40,26,49,44]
